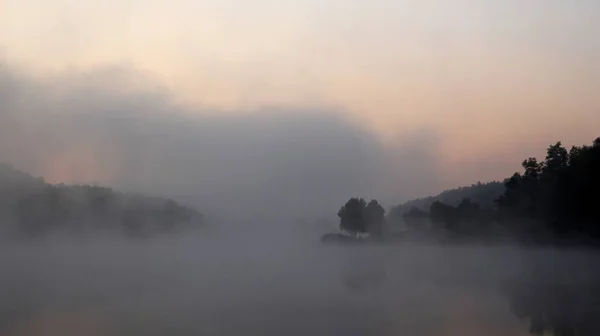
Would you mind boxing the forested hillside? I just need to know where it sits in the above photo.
[334,137,600,245]
[0,164,203,238]
[387,181,505,225]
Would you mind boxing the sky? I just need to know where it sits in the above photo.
[1,0,599,218]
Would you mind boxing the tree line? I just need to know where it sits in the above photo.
[389,181,505,218]
[336,137,600,244]
[0,164,203,238]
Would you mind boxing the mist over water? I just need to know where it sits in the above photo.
[4,222,599,336]
[1,64,598,336]
[2,0,600,333]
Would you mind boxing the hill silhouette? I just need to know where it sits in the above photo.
[0,164,203,239]
[387,181,505,227]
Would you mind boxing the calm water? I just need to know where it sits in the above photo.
[2,234,599,336]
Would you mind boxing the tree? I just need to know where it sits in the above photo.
[456,198,482,235]
[496,137,600,240]
[365,200,385,236]
[430,201,458,231]
[337,198,385,236]
[403,206,429,231]
[338,198,367,236]
[457,198,480,220]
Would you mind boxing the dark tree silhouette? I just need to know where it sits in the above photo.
[365,199,385,236]
[430,201,458,231]
[338,198,368,236]
[337,198,385,236]
[403,206,429,231]
[496,137,600,241]
[388,181,505,228]
[502,252,600,336]
[386,136,600,244]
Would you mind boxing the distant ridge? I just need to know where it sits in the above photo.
[389,181,505,217]
[0,163,204,238]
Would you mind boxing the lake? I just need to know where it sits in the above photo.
[2,234,598,336]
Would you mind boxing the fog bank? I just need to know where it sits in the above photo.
[0,234,532,336]
[0,63,442,222]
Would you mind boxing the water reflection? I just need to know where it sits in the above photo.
[502,249,600,336]
[2,241,600,336]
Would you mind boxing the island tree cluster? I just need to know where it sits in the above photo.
[337,198,385,237]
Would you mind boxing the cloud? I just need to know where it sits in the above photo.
[0,62,442,221]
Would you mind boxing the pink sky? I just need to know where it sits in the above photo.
[1,0,599,203]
